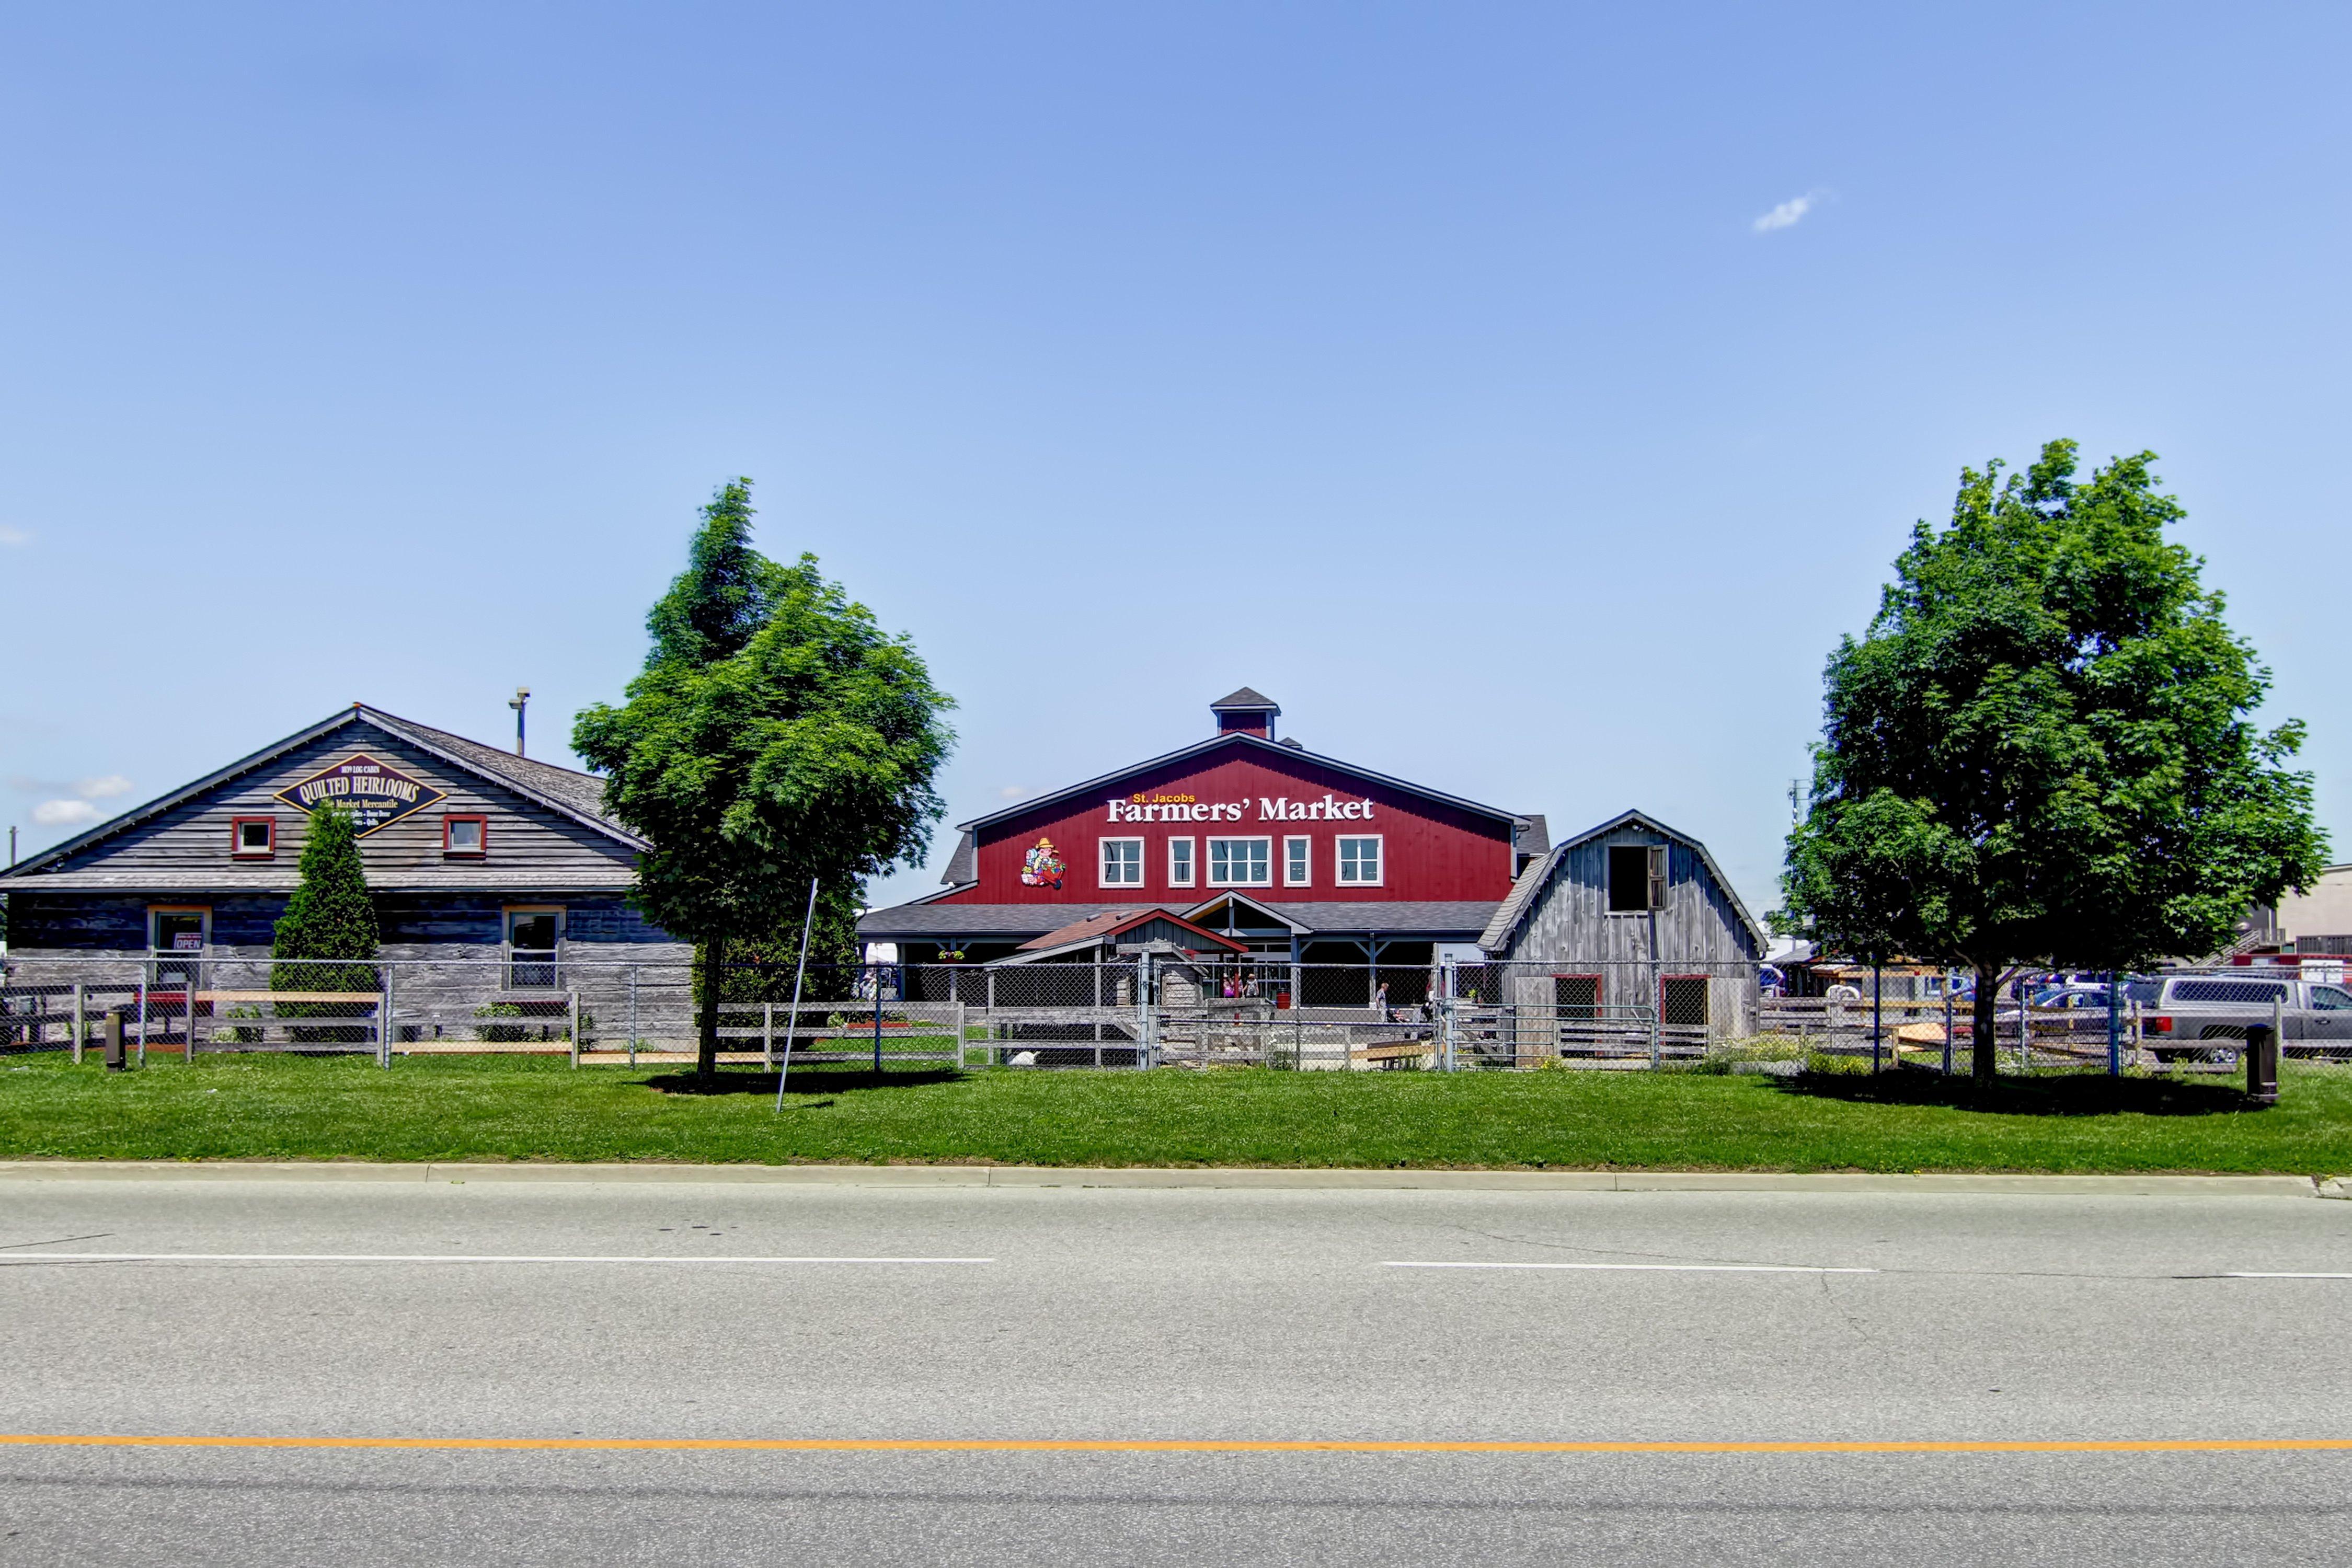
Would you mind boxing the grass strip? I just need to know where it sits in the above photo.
[1,1053,2348,1174]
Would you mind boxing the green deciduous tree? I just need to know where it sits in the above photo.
[271,801,382,1006]
[1780,441,2327,1080]
[573,478,956,1075]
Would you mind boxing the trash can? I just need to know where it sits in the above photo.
[2245,1022,2279,1106]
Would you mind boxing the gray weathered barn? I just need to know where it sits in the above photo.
[0,704,686,996]
[1477,809,1766,1043]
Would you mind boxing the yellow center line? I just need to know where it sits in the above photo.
[2,1435,2349,1455]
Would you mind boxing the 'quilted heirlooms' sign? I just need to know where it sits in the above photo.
[273,754,446,836]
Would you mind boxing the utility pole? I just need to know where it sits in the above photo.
[509,687,530,757]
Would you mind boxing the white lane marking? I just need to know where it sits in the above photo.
[0,1253,993,1266]
[2221,1272,2352,1279]
[1385,1260,1877,1274]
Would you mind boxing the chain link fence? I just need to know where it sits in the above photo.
[5,952,2345,1078]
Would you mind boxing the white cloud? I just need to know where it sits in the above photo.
[32,799,100,827]
[0,526,30,546]
[76,774,134,799]
[997,786,1027,800]
[1752,191,1822,233]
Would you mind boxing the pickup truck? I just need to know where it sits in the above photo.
[2122,974,2352,1064]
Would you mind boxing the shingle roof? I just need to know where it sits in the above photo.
[940,831,977,885]
[948,730,1520,834]
[1209,687,1279,711]
[858,897,1502,941]
[1512,814,1549,858]
[1476,809,1766,953]
[363,709,622,833]
[1011,907,1248,958]
[1,704,644,882]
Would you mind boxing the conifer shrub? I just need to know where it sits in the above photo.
[271,803,382,1041]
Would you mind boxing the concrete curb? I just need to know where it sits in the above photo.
[0,1161,2332,1196]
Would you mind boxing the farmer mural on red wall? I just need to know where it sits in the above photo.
[1019,836,1066,890]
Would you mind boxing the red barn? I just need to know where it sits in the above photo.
[858,689,1546,994]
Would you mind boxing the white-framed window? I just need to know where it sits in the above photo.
[1283,836,1311,886]
[1167,837,1196,887]
[1100,837,1145,886]
[1207,837,1271,886]
[230,817,276,858]
[148,906,211,987]
[1336,835,1384,886]
[148,906,211,952]
[504,906,565,989]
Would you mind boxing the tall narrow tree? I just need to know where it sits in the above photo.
[271,802,382,1039]
[574,479,955,1076]
[1780,441,2325,1080]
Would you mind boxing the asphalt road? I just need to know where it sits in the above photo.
[2,1174,2349,1565]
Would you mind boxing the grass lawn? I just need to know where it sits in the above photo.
[2,1051,2349,1173]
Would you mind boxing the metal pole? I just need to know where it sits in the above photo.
[136,979,148,1068]
[1435,956,1447,1071]
[2016,974,2029,1073]
[1871,961,1882,1074]
[2106,969,2121,1077]
[1942,975,1954,1076]
[1137,952,1154,1068]
[872,963,885,1075]
[775,877,820,1111]
[72,982,85,1066]
[380,964,395,1069]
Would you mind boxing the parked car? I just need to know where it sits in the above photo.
[2121,973,2352,1064]
[2030,983,2116,1012]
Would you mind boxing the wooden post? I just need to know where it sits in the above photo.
[72,983,86,1066]
[568,988,581,1068]
[763,1002,775,1068]
[954,999,966,1068]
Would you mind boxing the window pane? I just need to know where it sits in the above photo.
[510,914,558,949]
[1608,846,1649,912]
[1662,977,1709,1026]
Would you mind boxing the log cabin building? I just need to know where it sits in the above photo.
[857,688,1549,1005]
[0,704,685,989]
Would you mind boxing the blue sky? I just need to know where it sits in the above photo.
[5,2,2347,917]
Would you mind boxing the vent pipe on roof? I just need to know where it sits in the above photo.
[509,687,530,757]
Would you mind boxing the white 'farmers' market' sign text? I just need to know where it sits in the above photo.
[1105,792,1375,824]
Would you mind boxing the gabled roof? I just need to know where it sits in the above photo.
[951,730,1521,834]
[1,704,644,880]
[1180,891,1314,933]
[939,830,977,885]
[989,907,1249,965]
[1209,686,1280,713]
[1477,808,1767,954]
